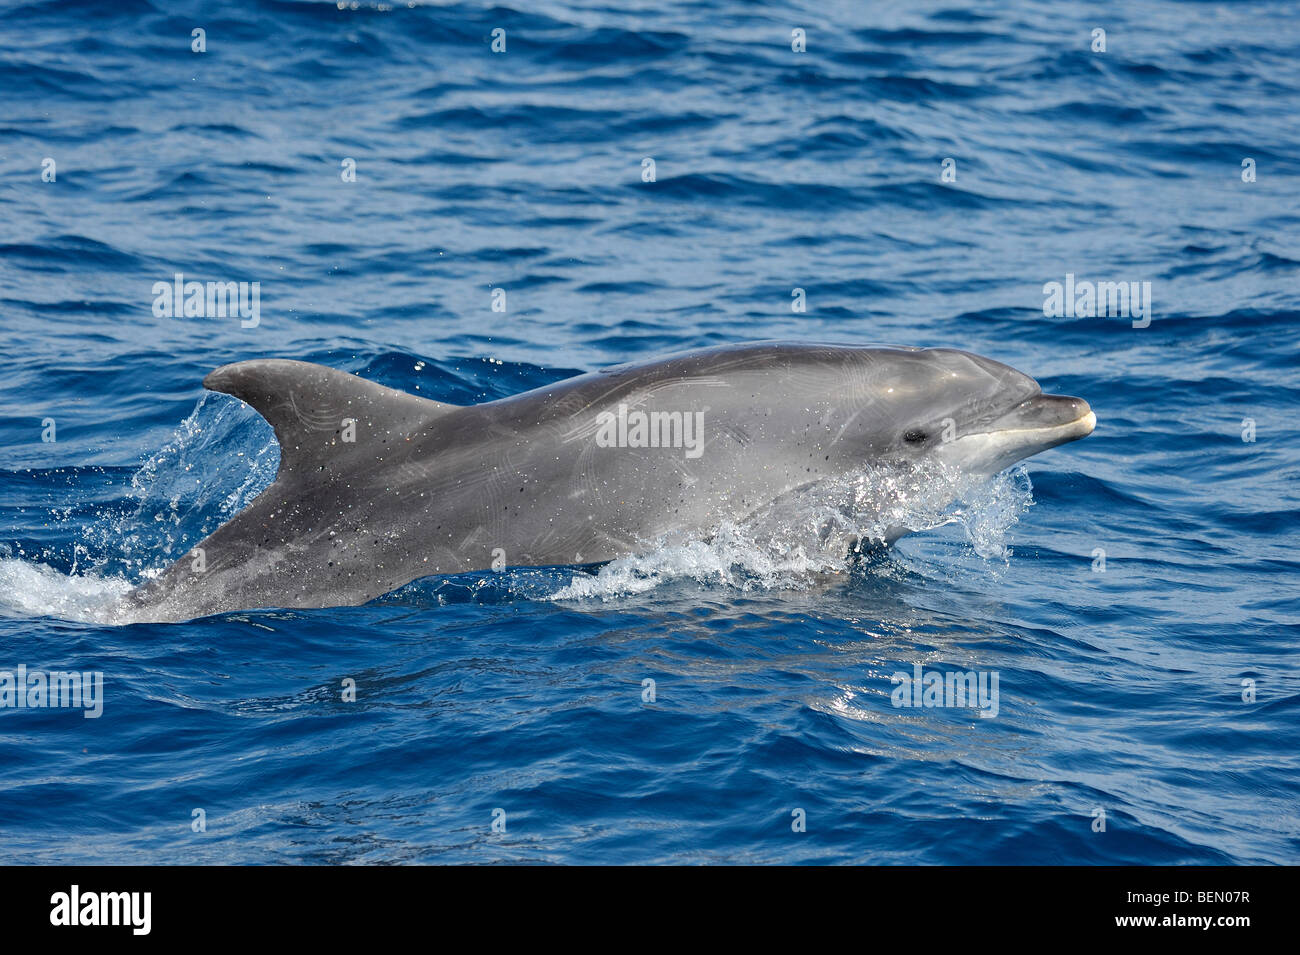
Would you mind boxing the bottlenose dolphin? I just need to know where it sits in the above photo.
[123,342,1095,621]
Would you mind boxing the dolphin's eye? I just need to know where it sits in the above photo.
[903,429,927,443]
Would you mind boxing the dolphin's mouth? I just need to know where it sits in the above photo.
[984,394,1095,443]
[937,394,1095,474]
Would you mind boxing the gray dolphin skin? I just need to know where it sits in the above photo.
[123,342,1095,622]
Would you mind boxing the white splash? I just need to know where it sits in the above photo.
[0,394,275,624]
[0,557,133,623]
[552,462,1033,601]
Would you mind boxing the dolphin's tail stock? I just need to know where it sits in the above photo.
[122,360,460,621]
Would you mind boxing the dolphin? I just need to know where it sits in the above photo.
[121,342,1095,622]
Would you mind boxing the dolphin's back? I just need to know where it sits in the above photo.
[128,359,465,619]
[201,359,460,481]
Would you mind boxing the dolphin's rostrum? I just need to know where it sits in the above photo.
[123,342,1095,621]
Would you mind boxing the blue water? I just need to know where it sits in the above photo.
[1,0,1297,864]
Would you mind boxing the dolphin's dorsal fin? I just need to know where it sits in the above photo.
[202,359,459,479]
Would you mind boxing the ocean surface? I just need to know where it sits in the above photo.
[1,0,1297,864]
